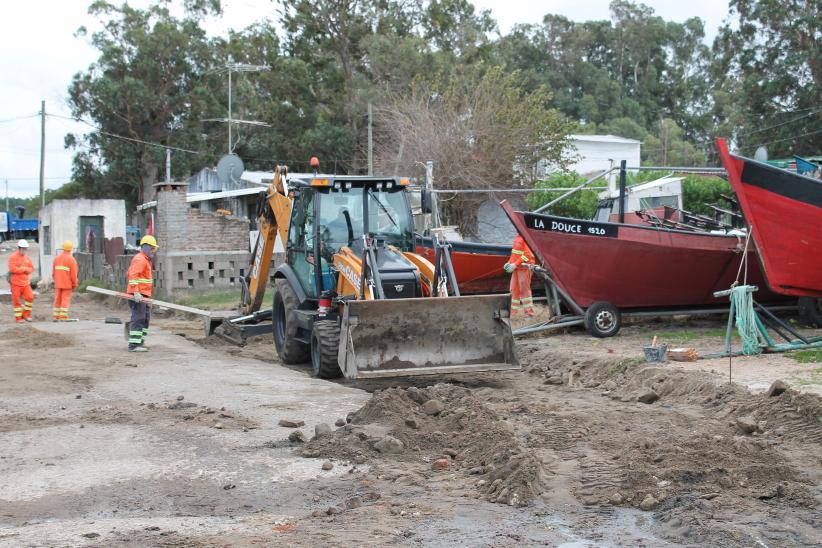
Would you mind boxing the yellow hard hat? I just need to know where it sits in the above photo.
[62,240,73,252]
[140,235,158,248]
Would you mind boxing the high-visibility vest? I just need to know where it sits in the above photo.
[53,251,79,289]
[7,251,33,287]
[508,235,535,268]
[126,251,154,297]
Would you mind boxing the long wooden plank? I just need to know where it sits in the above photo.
[85,286,214,317]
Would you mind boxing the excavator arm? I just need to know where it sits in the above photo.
[244,165,292,314]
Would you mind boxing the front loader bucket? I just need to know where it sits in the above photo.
[337,294,519,379]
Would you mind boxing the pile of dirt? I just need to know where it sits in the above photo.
[616,430,813,509]
[0,326,75,349]
[520,349,820,513]
[302,383,547,506]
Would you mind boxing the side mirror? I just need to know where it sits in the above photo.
[420,189,433,214]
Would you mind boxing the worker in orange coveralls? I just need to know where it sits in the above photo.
[8,239,35,323]
[503,234,536,317]
[126,235,157,352]
[52,241,79,321]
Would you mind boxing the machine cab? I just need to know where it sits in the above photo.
[285,176,415,299]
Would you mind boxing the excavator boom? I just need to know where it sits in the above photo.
[244,166,292,314]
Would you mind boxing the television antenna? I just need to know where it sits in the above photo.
[204,58,271,154]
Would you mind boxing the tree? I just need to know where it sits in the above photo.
[279,0,423,172]
[67,1,224,206]
[711,0,821,157]
[642,118,702,166]
[526,173,599,220]
[494,1,714,157]
[373,66,573,236]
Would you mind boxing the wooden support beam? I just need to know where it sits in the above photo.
[85,286,215,317]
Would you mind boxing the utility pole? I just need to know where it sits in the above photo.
[367,102,373,176]
[39,100,45,208]
[228,65,232,153]
[426,160,440,229]
[4,179,8,213]
[165,148,171,182]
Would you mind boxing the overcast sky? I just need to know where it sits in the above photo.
[0,0,730,198]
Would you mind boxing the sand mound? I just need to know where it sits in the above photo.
[302,383,547,506]
[0,326,75,349]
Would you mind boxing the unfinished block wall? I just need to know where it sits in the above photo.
[152,182,253,297]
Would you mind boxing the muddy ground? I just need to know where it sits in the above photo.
[0,289,821,546]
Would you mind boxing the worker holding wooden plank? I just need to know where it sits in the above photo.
[126,235,158,352]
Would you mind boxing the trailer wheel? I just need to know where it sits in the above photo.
[272,279,310,364]
[311,320,342,379]
[798,297,822,328]
[584,301,621,338]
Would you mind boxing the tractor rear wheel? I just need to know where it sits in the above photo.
[272,279,310,364]
[311,320,343,379]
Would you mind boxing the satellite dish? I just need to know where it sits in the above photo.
[217,154,245,186]
[754,146,768,162]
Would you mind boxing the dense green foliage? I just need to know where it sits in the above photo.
[526,173,599,220]
[56,0,819,223]
[527,171,732,220]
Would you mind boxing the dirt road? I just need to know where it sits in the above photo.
[1,295,820,546]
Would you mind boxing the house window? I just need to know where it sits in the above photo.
[79,216,104,253]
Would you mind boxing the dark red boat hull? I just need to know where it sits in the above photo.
[501,202,783,309]
[717,138,822,298]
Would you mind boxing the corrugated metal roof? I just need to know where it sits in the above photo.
[570,134,642,145]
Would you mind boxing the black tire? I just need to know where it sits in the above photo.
[311,320,342,379]
[272,279,310,364]
[584,301,621,338]
[798,297,822,328]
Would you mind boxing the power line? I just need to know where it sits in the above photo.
[753,128,822,148]
[0,113,39,124]
[737,108,822,139]
[47,113,203,155]
[1,176,73,181]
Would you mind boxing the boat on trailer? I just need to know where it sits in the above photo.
[500,201,786,337]
[717,138,822,326]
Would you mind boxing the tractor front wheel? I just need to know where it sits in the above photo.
[311,320,343,379]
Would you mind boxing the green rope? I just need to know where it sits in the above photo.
[730,285,764,355]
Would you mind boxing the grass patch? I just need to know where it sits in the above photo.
[791,367,822,387]
[172,290,240,311]
[78,278,113,293]
[609,357,645,375]
[786,349,822,364]
[654,328,737,344]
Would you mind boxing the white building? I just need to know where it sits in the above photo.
[38,199,126,283]
[567,134,641,176]
[535,134,641,190]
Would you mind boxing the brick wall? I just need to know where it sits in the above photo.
[151,183,253,297]
[184,209,249,251]
[154,184,249,252]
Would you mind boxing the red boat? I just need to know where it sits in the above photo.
[415,236,533,294]
[500,201,784,334]
[717,138,822,298]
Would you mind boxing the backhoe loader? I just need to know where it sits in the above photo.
[216,164,518,379]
